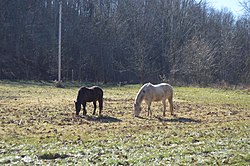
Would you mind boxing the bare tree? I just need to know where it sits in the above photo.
[0,0,250,84]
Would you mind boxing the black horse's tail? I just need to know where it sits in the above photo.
[99,98,103,110]
[98,89,104,114]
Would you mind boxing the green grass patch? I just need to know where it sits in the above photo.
[0,81,249,165]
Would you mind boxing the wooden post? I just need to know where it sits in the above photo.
[58,1,62,82]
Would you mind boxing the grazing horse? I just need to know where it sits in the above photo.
[74,86,103,116]
[134,83,174,117]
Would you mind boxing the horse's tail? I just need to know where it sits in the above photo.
[98,89,104,114]
[99,98,103,110]
[168,86,174,115]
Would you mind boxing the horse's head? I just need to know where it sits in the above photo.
[74,101,81,116]
[134,102,141,117]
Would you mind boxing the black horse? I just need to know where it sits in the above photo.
[74,86,103,116]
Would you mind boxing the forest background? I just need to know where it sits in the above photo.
[1,0,250,85]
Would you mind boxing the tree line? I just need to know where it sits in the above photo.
[0,0,250,85]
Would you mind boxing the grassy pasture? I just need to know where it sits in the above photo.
[0,81,249,165]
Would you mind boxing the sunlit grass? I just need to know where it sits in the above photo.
[175,86,250,106]
[0,81,249,165]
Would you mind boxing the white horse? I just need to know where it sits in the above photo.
[134,83,174,117]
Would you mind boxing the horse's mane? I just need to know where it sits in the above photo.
[135,83,151,104]
[76,88,83,102]
[76,86,87,101]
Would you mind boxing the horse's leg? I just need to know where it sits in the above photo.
[82,102,87,115]
[162,100,166,116]
[146,101,152,117]
[168,96,174,116]
[93,101,96,115]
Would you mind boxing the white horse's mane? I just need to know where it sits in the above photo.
[135,83,151,104]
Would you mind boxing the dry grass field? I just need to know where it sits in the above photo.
[0,81,249,165]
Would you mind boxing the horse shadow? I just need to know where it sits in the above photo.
[79,115,122,123]
[157,116,201,123]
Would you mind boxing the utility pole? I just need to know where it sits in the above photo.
[58,1,62,82]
